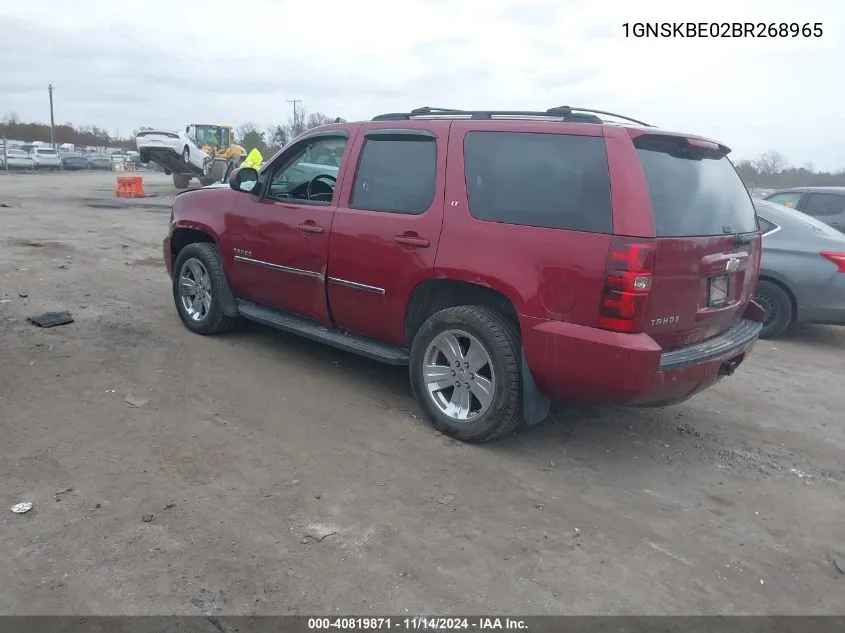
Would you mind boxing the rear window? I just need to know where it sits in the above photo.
[635,137,757,237]
[463,131,612,233]
[37,148,58,155]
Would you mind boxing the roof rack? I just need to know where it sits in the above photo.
[371,106,652,127]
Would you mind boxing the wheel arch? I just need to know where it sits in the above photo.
[403,278,550,426]
[170,234,238,319]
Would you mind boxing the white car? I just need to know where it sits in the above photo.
[31,147,62,170]
[136,127,211,172]
[0,148,35,170]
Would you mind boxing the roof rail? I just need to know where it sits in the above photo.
[371,106,652,127]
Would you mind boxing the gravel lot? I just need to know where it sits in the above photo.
[1,171,843,615]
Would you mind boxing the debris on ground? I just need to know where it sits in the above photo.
[10,502,33,514]
[0,299,10,304]
[27,311,74,328]
[18,292,28,298]
[303,523,338,542]
[832,556,845,575]
[163,503,176,511]
[124,394,149,408]
[437,494,456,505]
[142,513,155,523]
[0,203,11,208]
[54,487,73,501]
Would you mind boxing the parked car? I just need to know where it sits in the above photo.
[164,106,764,442]
[31,147,62,170]
[764,187,845,233]
[0,148,35,170]
[87,154,112,170]
[60,152,90,170]
[753,199,845,338]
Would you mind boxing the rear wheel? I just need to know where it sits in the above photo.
[182,146,190,165]
[409,306,523,442]
[172,173,190,189]
[755,279,793,339]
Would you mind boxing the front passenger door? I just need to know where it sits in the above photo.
[225,131,355,323]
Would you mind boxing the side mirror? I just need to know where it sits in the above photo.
[229,167,259,193]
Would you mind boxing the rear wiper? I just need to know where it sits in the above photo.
[732,233,754,246]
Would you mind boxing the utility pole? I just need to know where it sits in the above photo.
[286,98,302,134]
[48,84,56,149]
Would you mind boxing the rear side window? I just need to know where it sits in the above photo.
[757,217,779,235]
[463,131,612,233]
[635,137,757,237]
[350,136,436,214]
[802,193,845,217]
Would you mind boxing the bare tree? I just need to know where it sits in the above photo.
[753,150,788,176]
[305,112,334,129]
[236,121,263,144]
[265,124,289,150]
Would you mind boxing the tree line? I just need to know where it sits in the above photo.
[1,112,135,149]
[734,151,845,189]
[4,111,843,189]
[1,108,344,156]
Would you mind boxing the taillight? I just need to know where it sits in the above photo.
[820,252,845,273]
[598,237,656,333]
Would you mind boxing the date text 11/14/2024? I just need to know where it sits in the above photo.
[623,22,823,38]
[308,617,528,630]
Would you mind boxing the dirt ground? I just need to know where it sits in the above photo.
[0,171,843,616]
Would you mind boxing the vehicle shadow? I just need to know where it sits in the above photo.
[778,324,845,348]
[231,320,745,477]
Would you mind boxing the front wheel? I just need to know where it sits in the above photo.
[409,306,523,442]
[172,243,237,335]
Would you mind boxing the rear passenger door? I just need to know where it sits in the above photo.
[326,123,447,344]
[800,192,845,232]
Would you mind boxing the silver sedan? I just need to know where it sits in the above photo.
[754,199,845,338]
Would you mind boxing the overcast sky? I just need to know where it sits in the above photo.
[1,0,842,168]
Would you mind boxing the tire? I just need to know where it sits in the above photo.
[182,146,190,165]
[172,243,237,335]
[755,279,793,339]
[409,306,523,442]
[172,173,190,189]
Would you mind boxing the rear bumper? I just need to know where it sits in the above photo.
[522,317,762,406]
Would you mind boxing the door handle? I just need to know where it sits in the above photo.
[393,234,430,248]
[297,222,325,235]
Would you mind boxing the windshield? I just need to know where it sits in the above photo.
[635,137,757,237]
[194,125,218,146]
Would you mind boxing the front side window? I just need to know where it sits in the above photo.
[766,192,803,209]
[268,136,347,204]
[350,136,437,214]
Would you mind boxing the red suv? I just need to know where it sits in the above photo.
[164,106,765,442]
